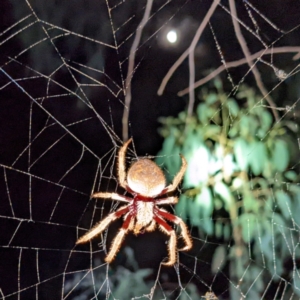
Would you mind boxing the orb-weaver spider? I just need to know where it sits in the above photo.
[76,139,192,266]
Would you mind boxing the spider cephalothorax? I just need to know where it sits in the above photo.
[76,138,192,266]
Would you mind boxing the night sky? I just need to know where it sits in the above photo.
[1,0,300,299]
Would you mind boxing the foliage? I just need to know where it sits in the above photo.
[64,247,201,299]
[157,80,300,299]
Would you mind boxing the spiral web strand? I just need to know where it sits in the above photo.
[0,1,300,299]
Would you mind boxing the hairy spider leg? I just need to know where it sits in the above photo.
[76,205,130,244]
[145,219,156,232]
[155,196,178,205]
[92,192,132,203]
[156,209,192,251]
[118,138,132,189]
[154,215,177,266]
[163,154,187,193]
[105,213,133,263]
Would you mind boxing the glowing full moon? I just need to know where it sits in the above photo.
[166,30,177,44]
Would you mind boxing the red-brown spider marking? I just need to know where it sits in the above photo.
[76,138,192,266]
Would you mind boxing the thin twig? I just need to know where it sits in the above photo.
[157,0,220,98]
[178,46,300,96]
[122,0,153,142]
[157,47,189,96]
[187,0,221,117]
[229,0,279,121]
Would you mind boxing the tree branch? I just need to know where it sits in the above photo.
[122,0,153,141]
[229,0,279,120]
[177,46,300,96]
[157,0,220,100]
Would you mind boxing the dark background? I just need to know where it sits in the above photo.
[0,0,300,299]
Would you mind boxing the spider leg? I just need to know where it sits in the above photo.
[105,213,133,263]
[154,215,177,266]
[92,192,132,203]
[164,155,187,193]
[128,214,135,231]
[76,205,130,244]
[156,196,178,206]
[145,220,156,232]
[156,208,192,251]
[118,138,132,189]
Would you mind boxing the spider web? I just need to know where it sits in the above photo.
[0,0,300,299]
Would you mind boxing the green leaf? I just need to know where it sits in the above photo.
[206,93,219,105]
[239,115,252,137]
[261,110,273,132]
[290,184,300,198]
[206,106,217,120]
[170,147,181,174]
[215,222,223,238]
[213,78,222,90]
[158,132,182,180]
[248,141,267,175]
[188,187,214,235]
[182,131,202,158]
[204,124,221,138]
[188,186,213,235]
[197,103,208,124]
[295,247,300,260]
[274,257,284,277]
[272,139,289,172]
[201,218,214,235]
[222,154,237,179]
[227,98,239,117]
[256,128,266,139]
[284,170,297,181]
[232,177,244,189]
[249,117,260,137]
[293,269,300,296]
[188,196,202,227]
[214,181,232,208]
[223,224,231,240]
[176,194,188,221]
[228,125,238,138]
[184,145,210,187]
[240,213,257,243]
[275,190,291,220]
[211,245,226,273]
[248,265,264,293]
[290,185,300,225]
[195,186,213,217]
[260,230,272,259]
[178,111,187,121]
[262,161,273,178]
[243,195,259,213]
[161,134,175,154]
[234,138,249,171]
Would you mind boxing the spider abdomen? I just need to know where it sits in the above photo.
[127,159,166,197]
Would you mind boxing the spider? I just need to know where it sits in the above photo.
[76,138,192,266]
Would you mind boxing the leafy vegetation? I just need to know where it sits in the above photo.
[157,80,300,299]
[64,247,200,299]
